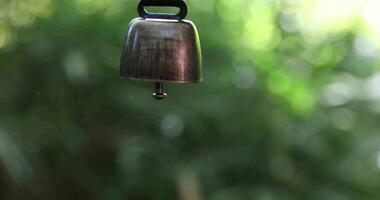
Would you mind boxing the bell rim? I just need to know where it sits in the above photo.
[119,76,203,84]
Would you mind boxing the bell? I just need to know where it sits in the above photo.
[120,0,202,100]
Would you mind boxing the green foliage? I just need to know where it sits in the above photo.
[0,0,380,199]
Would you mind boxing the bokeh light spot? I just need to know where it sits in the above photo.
[234,65,256,89]
[75,0,110,14]
[322,82,353,106]
[242,2,281,51]
[268,71,292,95]
[27,0,55,18]
[354,34,378,57]
[161,114,184,138]
[9,1,35,27]
[330,108,355,130]
[63,51,89,82]
[216,0,241,23]
[365,73,380,100]
[288,85,315,114]
[279,9,299,33]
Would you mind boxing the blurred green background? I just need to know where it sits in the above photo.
[1,0,380,199]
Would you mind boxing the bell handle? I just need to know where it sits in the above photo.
[138,0,188,20]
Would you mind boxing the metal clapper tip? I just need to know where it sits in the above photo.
[153,82,167,100]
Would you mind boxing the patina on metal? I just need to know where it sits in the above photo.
[120,0,202,100]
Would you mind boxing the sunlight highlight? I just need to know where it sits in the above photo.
[290,0,365,43]
[362,0,380,36]
[310,0,362,30]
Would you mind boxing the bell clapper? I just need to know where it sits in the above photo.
[153,82,167,100]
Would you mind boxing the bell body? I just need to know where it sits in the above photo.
[120,18,202,83]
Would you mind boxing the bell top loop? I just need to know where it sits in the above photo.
[138,0,188,20]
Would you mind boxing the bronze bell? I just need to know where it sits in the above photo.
[120,0,202,100]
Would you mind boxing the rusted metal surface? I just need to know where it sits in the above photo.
[120,0,202,99]
[120,18,202,83]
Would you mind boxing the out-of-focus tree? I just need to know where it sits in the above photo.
[0,0,380,199]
